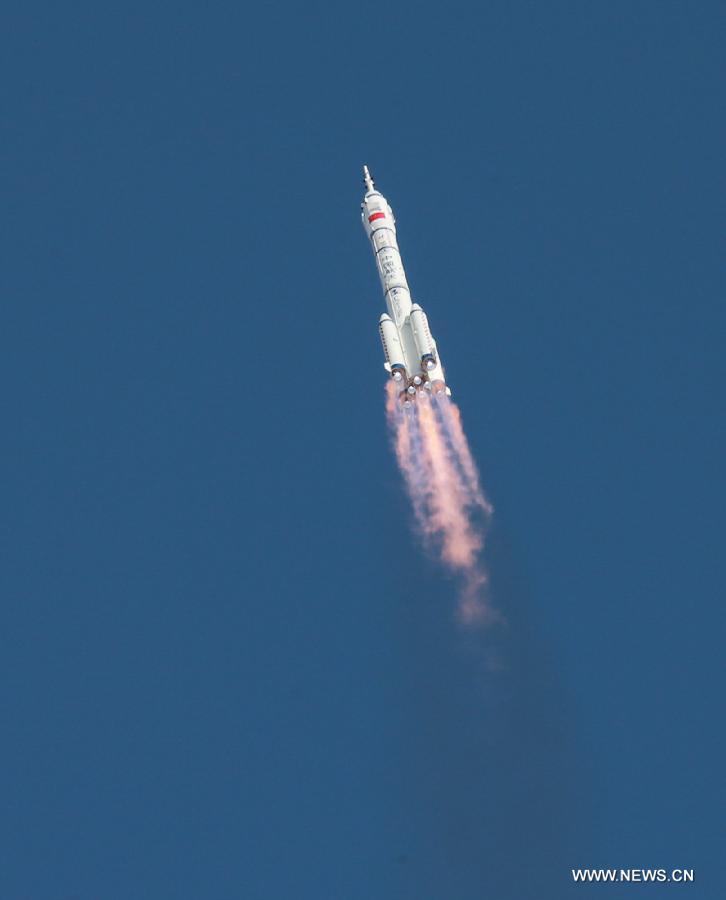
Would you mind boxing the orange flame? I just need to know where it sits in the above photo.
[385,382,493,624]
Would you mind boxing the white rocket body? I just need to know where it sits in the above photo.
[361,166,449,399]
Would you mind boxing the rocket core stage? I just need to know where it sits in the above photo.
[361,166,450,403]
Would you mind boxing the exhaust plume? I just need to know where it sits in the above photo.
[385,383,493,624]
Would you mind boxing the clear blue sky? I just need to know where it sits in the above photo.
[3,2,724,898]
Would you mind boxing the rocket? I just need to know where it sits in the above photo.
[361,166,450,402]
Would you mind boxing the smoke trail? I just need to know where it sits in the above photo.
[385,382,493,624]
[434,394,492,515]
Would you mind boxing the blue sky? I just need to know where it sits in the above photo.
[3,2,725,897]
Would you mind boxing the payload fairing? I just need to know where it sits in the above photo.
[361,166,450,401]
